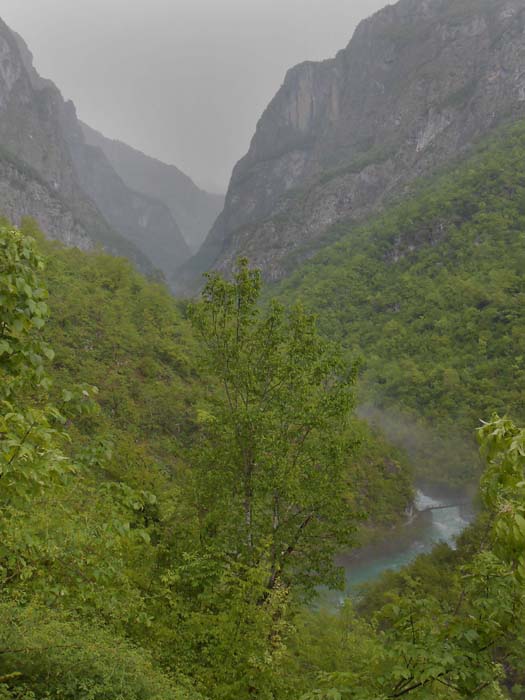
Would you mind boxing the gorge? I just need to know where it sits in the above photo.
[1,0,525,697]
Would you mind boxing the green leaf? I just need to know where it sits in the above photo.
[515,513,525,538]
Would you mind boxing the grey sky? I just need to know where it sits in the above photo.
[1,0,387,192]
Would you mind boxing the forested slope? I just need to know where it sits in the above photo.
[11,221,408,532]
[277,121,525,484]
[2,221,525,698]
[0,221,413,698]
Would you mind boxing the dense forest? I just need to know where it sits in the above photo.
[1,199,525,697]
[277,121,525,485]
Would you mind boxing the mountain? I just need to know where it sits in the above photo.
[181,0,525,289]
[0,19,190,278]
[0,19,148,267]
[81,123,224,253]
[276,119,525,484]
[62,107,191,278]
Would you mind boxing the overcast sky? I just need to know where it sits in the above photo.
[1,0,387,193]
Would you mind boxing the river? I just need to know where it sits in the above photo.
[332,488,474,599]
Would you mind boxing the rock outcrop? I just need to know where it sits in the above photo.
[182,0,525,288]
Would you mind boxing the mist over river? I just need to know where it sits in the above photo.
[333,487,475,599]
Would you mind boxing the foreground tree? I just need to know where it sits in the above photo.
[188,258,359,597]
[0,223,195,699]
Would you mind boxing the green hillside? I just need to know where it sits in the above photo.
[277,121,525,484]
[9,222,406,534]
[2,163,525,697]
[0,223,414,698]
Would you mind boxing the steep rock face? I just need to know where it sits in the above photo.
[81,123,224,253]
[186,0,525,286]
[0,156,91,249]
[0,20,113,250]
[0,19,189,278]
[61,106,190,278]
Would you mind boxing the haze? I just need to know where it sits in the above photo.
[1,0,387,193]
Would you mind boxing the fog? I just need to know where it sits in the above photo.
[1,0,387,192]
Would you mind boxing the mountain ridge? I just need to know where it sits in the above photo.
[81,122,224,254]
[179,0,525,290]
[0,17,134,260]
[0,18,198,279]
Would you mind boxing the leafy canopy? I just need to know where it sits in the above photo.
[188,259,359,596]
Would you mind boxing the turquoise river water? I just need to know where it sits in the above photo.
[331,488,474,601]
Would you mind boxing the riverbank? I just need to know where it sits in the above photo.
[335,486,475,599]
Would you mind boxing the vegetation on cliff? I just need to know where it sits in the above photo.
[277,121,525,484]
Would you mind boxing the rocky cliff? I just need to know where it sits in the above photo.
[182,0,525,288]
[0,20,129,255]
[81,123,224,253]
[61,105,190,278]
[0,19,190,278]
